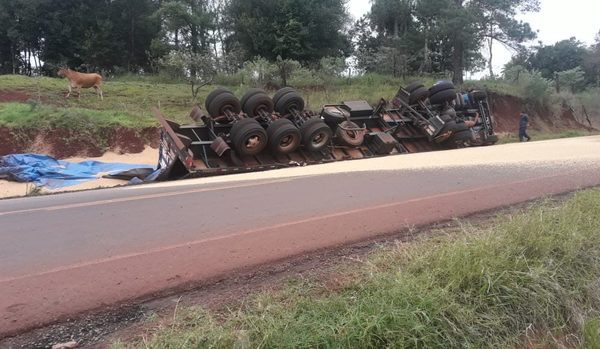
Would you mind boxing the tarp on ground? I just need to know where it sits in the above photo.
[0,154,154,189]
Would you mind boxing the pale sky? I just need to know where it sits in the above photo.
[347,0,600,78]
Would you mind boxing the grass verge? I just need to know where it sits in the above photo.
[497,130,599,144]
[0,74,522,124]
[0,102,155,130]
[113,189,600,349]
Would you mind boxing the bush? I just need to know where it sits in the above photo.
[289,67,324,89]
[239,57,280,87]
[519,70,553,106]
[556,67,586,93]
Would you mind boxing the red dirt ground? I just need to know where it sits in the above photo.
[0,127,159,158]
[0,90,30,103]
[489,92,594,133]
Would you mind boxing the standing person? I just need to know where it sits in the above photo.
[519,112,531,142]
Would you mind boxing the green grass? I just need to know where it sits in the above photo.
[113,189,600,349]
[0,74,594,143]
[0,102,155,130]
[463,79,522,98]
[497,130,599,144]
[0,74,415,125]
[0,74,200,123]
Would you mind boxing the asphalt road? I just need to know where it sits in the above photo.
[2,136,600,337]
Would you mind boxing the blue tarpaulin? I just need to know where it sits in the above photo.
[0,154,154,189]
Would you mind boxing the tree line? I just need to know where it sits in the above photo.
[0,0,598,87]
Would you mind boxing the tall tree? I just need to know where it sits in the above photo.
[157,0,214,76]
[529,38,587,79]
[349,15,383,73]
[444,0,474,84]
[583,31,600,87]
[472,0,538,78]
[227,0,351,64]
[370,0,414,38]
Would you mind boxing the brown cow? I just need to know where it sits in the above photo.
[57,67,104,100]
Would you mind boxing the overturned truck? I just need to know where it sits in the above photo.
[154,81,497,180]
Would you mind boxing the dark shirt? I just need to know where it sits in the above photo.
[519,114,529,129]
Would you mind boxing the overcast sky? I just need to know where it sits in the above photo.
[347,0,600,78]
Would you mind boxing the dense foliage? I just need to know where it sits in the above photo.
[0,0,598,88]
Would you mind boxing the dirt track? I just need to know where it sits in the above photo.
[2,136,600,344]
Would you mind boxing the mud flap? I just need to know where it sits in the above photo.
[152,131,191,181]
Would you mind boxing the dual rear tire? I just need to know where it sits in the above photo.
[429,81,457,106]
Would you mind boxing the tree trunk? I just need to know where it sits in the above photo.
[189,1,199,78]
[11,44,16,74]
[488,36,494,78]
[419,23,430,74]
[451,0,465,85]
[452,38,464,85]
[129,15,135,72]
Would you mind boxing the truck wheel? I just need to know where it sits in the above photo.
[205,87,231,111]
[470,90,487,101]
[447,130,474,147]
[208,92,241,118]
[321,106,349,125]
[409,86,429,105]
[454,93,465,109]
[429,80,455,95]
[241,88,266,110]
[272,87,297,106]
[405,82,425,93]
[441,120,469,134]
[429,88,457,105]
[433,120,469,143]
[267,119,301,154]
[243,92,274,117]
[301,118,332,152]
[230,118,268,156]
[335,121,365,147]
[275,92,305,115]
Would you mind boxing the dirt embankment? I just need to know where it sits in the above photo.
[0,90,160,158]
[488,93,595,134]
[0,90,594,159]
[0,126,159,158]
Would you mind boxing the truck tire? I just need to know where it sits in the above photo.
[272,87,297,107]
[267,119,301,154]
[241,88,267,110]
[454,93,465,110]
[205,87,231,111]
[335,121,365,147]
[429,80,455,95]
[275,91,305,115]
[441,120,469,133]
[230,118,268,156]
[429,88,457,105]
[243,92,274,117]
[405,82,425,93]
[208,92,241,118]
[301,118,332,152]
[439,113,453,122]
[321,106,349,125]
[447,130,474,147]
[470,90,487,101]
[409,86,429,105]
